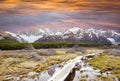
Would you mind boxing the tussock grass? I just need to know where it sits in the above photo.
[0,49,78,80]
[98,75,115,81]
[90,55,120,79]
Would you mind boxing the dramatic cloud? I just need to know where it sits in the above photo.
[0,0,120,14]
[0,0,120,32]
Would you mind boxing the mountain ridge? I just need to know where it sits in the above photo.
[0,27,120,45]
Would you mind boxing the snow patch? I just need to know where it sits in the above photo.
[107,38,118,45]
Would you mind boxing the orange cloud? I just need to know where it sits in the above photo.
[0,0,120,14]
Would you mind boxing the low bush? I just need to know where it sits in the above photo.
[32,42,75,49]
[0,42,111,50]
[37,49,56,56]
[0,43,27,50]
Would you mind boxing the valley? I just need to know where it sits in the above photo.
[0,0,120,81]
[0,47,120,81]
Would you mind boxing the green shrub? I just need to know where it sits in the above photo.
[0,42,111,50]
[0,38,18,43]
[0,43,27,50]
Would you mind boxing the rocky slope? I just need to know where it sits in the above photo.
[1,27,120,45]
[0,30,20,42]
[36,27,120,45]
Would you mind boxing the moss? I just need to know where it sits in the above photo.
[80,76,87,81]
[98,75,115,81]
[90,55,120,79]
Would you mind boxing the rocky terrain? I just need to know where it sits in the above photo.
[0,47,120,81]
[1,27,120,45]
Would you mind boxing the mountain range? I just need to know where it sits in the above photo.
[0,27,120,45]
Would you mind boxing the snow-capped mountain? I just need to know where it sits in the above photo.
[18,33,43,43]
[36,27,120,45]
[2,30,44,43]
[0,30,22,42]
[5,31,24,42]
[2,27,120,45]
[62,27,120,45]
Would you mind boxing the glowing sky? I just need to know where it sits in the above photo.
[0,0,120,14]
[0,0,120,32]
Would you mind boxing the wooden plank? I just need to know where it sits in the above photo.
[48,56,82,81]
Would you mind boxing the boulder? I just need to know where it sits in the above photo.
[38,49,56,56]
[108,49,120,56]
[24,44,35,51]
[66,49,76,54]
[29,52,42,61]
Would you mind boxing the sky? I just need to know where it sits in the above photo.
[0,0,120,32]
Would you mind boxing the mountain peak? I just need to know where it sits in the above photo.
[2,28,120,45]
[65,27,81,34]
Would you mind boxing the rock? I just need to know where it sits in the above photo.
[94,69,101,73]
[14,77,20,81]
[85,53,100,58]
[102,73,108,77]
[38,49,56,56]
[75,62,81,70]
[72,45,86,53]
[5,75,14,81]
[81,56,88,60]
[13,53,24,58]
[76,52,82,55]
[48,65,58,76]
[66,49,76,54]
[107,71,111,74]
[29,52,42,61]
[85,54,96,58]
[25,44,35,51]
[27,72,39,77]
[107,49,120,56]
[0,49,1,54]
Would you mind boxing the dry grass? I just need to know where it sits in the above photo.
[90,55,120,79]
[0,49,78,81]
[86,49,105,54]
[0,48,106,80]
[98,75,115,81]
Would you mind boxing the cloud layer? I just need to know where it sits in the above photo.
[0,0,120,32]
[0,0,120,14]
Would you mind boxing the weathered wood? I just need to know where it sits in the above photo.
[48,53,100,81]
[48,56,82,81]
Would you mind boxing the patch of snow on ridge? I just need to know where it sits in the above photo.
[6,31,43,43]
[5,31,23,42]
[39,28,45,34]
[19,34,43,43]
[5,27,120,44]
[107,38,118,45]
[65,27,80,34]
[5,31,16,37]
[55,31,63,35]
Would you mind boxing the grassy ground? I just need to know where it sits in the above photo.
[0,49,78,81]
[86,48,105,54]
[90,55,120,79]
[0,48,109,81]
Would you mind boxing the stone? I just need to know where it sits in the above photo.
[38,49,56,56]
[66,49,76,54]
[29,52,42,61]
[27,72,38,77]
